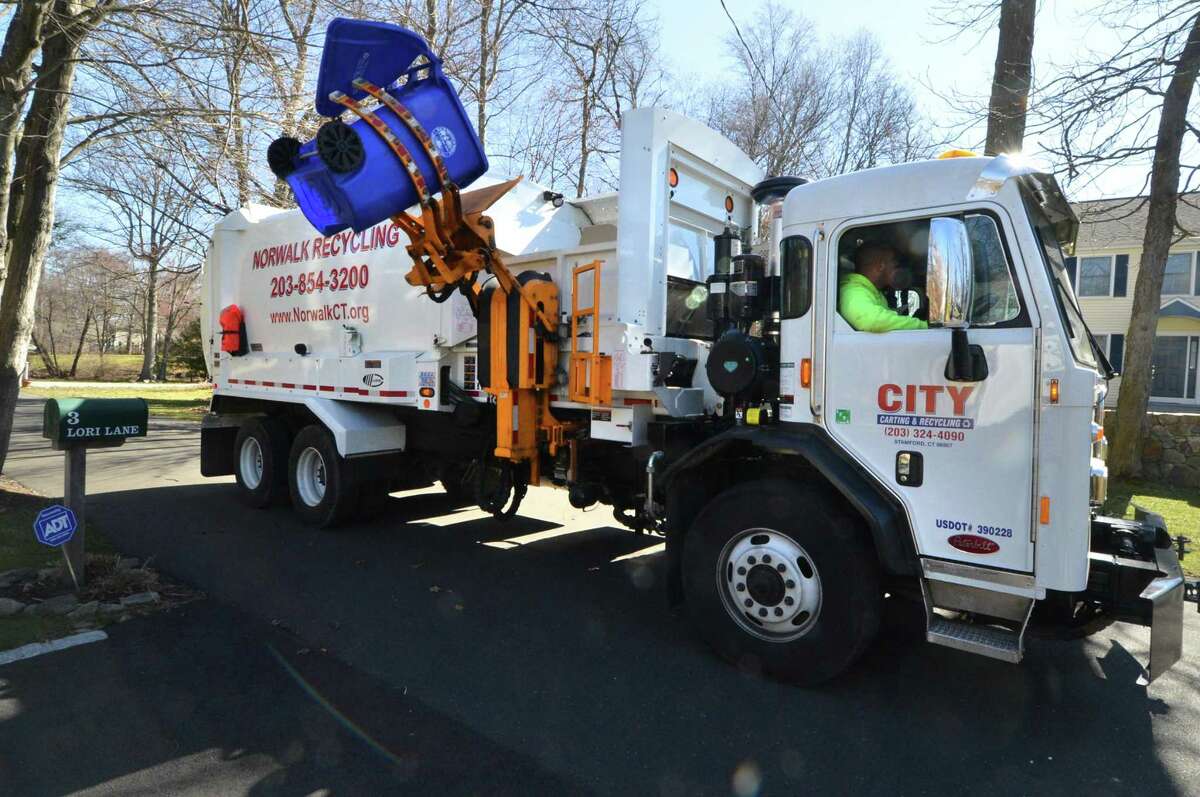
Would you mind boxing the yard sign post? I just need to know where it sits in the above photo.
[41,398,149,589]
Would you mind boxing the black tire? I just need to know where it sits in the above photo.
[287,424,359,528]
[681,479,881,685]
[233,417,291,508]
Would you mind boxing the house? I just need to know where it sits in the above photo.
[1066,194,1200,408]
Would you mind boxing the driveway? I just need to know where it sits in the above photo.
[5,397,1199,795]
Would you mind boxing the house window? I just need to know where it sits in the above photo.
[1163,252,1194,296]
[1078,256,1113,297]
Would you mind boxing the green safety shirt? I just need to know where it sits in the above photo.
[838,272,929,332]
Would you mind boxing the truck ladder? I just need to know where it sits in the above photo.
[568,260,612,405]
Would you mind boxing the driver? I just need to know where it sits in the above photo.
[839,242,928,332]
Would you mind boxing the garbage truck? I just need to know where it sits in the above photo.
[199,19,1190,684]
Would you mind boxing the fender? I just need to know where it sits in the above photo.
[660,422,919,600]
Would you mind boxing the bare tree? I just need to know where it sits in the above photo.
[0,0,114,473]
[155,270,200,381]
[68,139,207,381]
[985,0,1036,154]
[709,3,933,179]
[0,0,53,289]
[933,0,1037,155]
[528,0,663,196]
[1038,3,1200,477]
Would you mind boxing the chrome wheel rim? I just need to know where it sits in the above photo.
[239,436,264,490]
[717,527,822,642]
[295,446,327,507]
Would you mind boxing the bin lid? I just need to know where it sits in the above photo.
[315,19,439,118]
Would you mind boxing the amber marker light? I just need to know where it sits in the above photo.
[419,387,435,398]
[724,195,734,213]
[668,167,679,188]
[1049,378,1060,404]
[1040,497,1051,525]
[800,358,812,389]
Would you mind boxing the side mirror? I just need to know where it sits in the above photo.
[927,217,988,382]
[927,217,974,328]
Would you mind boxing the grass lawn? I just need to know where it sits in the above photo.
[0,478,116,650]
[22,384,212,421]
[29,353,198,382]
[1104,479,1200,577]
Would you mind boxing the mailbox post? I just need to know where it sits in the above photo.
[42,398,148,588]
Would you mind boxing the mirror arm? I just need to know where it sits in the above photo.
[945,327,989,382]
[952,328,972,377]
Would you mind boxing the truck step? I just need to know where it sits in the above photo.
[926,615,1023,663]
[920,577,1034,664]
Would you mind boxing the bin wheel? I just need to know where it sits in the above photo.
[287,424,358,528]
[233,417,290,508]
[681,479,881,685]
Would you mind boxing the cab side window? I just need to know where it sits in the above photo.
[781,235,813,318]
[836,212,1024,330]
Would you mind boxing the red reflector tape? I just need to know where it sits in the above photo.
[379,390,408,397]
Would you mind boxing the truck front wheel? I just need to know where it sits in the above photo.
[681,479,881,685]
[233,417,290,508]
[287,424,358,528]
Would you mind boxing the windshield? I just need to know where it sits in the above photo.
[1021,186,1105,372]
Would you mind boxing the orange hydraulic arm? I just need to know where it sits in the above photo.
[331,85,567,481]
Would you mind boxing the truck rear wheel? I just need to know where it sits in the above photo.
[681,479,881,685]
[233,417,290,508]
[287,424,358,528]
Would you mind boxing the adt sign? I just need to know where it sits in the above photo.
[34,505,78,547]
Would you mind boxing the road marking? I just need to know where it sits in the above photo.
[0,630,108,667]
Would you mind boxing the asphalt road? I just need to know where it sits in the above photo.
[1,602,573,796]
[5,396,1200,795]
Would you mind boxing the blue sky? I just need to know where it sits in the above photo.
[653,0,1157,200]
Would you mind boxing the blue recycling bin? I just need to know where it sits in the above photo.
[268,19,488,236]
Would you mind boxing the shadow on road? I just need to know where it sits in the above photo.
[0,602,581,796]
[7,479,1195,795]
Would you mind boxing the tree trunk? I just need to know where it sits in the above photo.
[139,261,158,380]
[984,0,1036,156]
[1109,14,1200,477]
[576,86,591,198]
[29,332,60,378]
[0,0,94,474]
[0,0,52,291]
[476,0,492,148]
[68,307,90,378]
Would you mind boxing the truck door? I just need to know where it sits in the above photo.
[821,209,1038,572]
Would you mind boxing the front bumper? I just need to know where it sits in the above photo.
[1142,543,1185,682]
[1088,508,1185,682]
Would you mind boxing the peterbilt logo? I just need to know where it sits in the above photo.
[877,384,974,415]
[362,373,384,388]
[947,534,999,555]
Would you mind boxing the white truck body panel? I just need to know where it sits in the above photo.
[204,108,764,418]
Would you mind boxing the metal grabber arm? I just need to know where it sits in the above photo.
[328,83,568,488]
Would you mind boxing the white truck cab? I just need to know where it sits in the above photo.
[201,107,1189,685]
